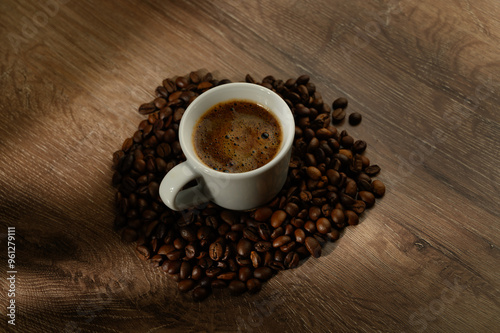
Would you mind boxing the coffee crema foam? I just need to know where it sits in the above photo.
[193,100,282,173]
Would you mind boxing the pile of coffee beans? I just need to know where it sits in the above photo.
[112,71,385,301]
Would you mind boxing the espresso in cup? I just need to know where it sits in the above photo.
[159,82,294,211]
[193,99,282,173]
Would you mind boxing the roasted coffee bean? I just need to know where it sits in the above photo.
[178,279,196,292]
[304,220,317,234]
[220,210,237,225]
[226,230,240,242]
[192,287,210,301]
[198,257,213,269]
[254,207,273,221]
[349,112,362,126]
[156,143,171,158]
[340,135,354,149]
[219,224,232,237]
[239,267,252,282]
[158,244,175,256]
[372,179,386,197]
[135,245,150,261]
[284,252,300,269]
[309,206,321,221]
[274,249,285,262]
[254,267,273,281]
[175,76,189,88]
[351,200,366,214]
[271,210,287,228]
[165,260,181,274]
[332,108,346,123]
[358,179,373,192]
[150,254,163,267]
[344,180,357,197]
[180,262,192,280]
[250,251,261,268]
[197,225,212,241]
[280,241,296,253]
[340,193,356,207]
[205,267,222,278]
[358,191,375,208]
[243,227,260,242]
[273,235,291,248]
[166,250,183,261]
[305,153,317,166]
[191,266,203,280]
[316,128,333,140]
[365,165,381,176]
[245,74,256,83]
[155,86,168,98]
[330,209,345,225]
[269,261,285,271]
[295,245,309,258]
[237,239,253,257]
[139,102,156,115]
[258,223,271,240]
[246,278,262,294]
[305,237,321,258]
[314,233,327,245]
[211,279,227,289]
[316,217,332,234]
[173,238,187,250]
[300,191,313,202]
[189,71,201,83]
[352,140,367,154]
[263,251,273,267]
[209,240,224,261]
[232,224,245,233]
[294,228,306,243]
[321,204,333,217]
[306,166,322,180]
[236,256,252,267]
[284,202,300,217]
[332,97,348,110]
[345,210,359,225]
[228,280,247,295]
[326,169,340,186]
[270,226,284,240]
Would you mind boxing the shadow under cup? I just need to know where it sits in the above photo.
[159,82,295,211]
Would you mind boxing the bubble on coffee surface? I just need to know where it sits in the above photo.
[194,100,282,173]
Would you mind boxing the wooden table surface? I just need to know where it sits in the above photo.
[1,0,499,332]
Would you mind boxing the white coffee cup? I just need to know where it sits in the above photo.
[159,82,295,211]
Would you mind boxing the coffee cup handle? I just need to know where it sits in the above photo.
[159,162,211,211]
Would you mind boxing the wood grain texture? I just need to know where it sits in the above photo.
[0,0,499,332]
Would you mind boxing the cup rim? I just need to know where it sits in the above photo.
[179,82,295,179]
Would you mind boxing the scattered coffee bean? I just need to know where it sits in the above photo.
[372,180,386,197]
[332,97,348,110]
[348,112,362,126]
[305,237,321,258]
[332,108,346,123]
[254,267,273,281]
[228,280,247,295]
